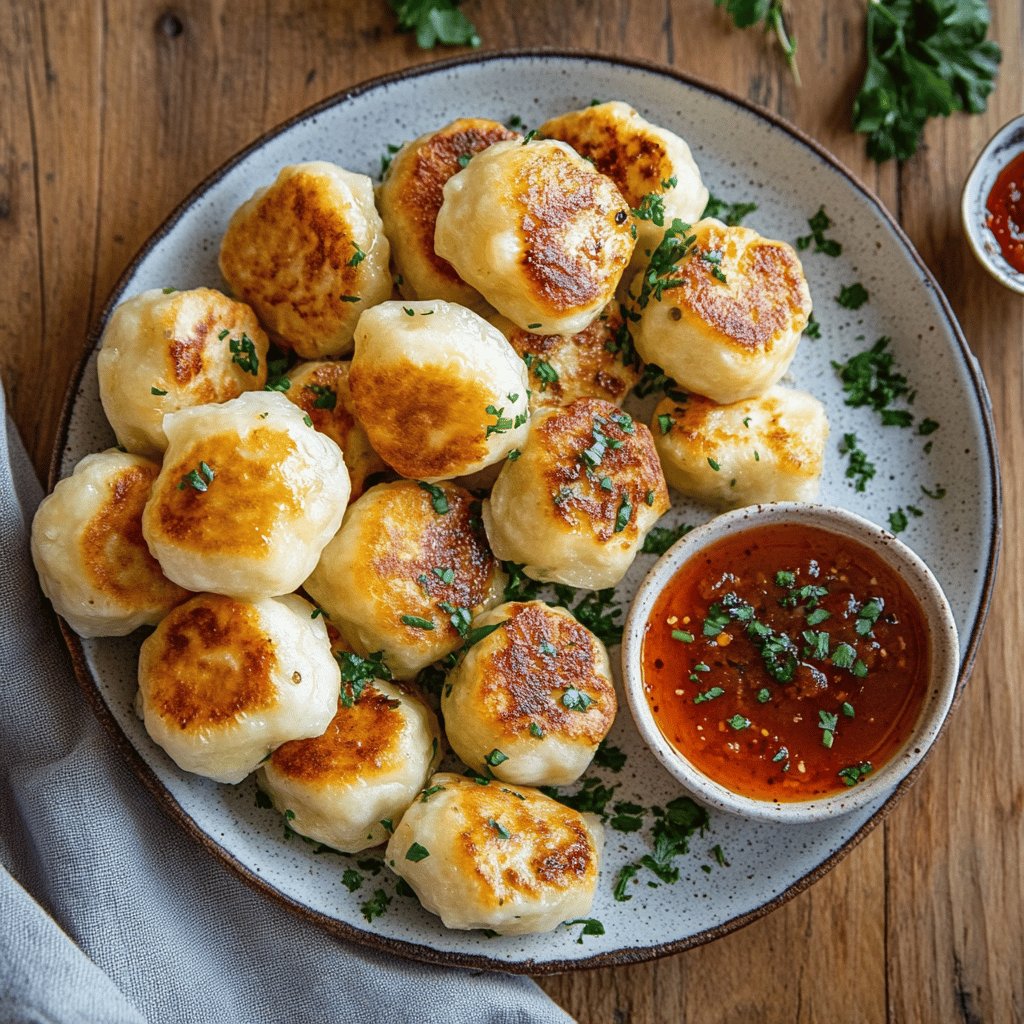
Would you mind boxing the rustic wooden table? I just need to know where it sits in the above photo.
[4,2,1021,1020]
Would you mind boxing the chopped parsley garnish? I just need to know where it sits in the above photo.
[818,708,839,749]
[378,142,401,179]
[487,818,511,840]
[418,481,449,514]
[401,614,435,630]
[177,461,215,493]
[304,383,337,410]
[484,403,525,438]
[921,483,946,500]
[837,282,869,309]
[803,312,822,339]
[657,413,674,435]
[614,496,633,533]
[796,206,842,256]
[523,352,559,390]
[701,248,728,283]
[379,818,394,834]
[889,505,923,534]
[336,649,392,707]
[802,629,831,660]
[302,414,314,428]
[553,585,624,646]
[641,522,693,555]
[727,714,750,730]
[838,761,874,786]
[701,192,758,226]
[387,0,481,49]
[338,294,361,303]
[150,386,167,396]
[484,748,508,767]
[565,918,605,944]
[463,620,505,650]
[693,686,725,704]
[707,457,721,472]
[756,688,771,704]
[161,287,176,294]
[420,784,445,803]
[593,741,626,771]
[432,566,456,585]
[832,337,913,426]
[561,688,594,712]
[341,868,363,892]
[529,721,544,739]
[842,702,856,718]
[228,333,260,375]
[541,776,617,818]
[609,801,645,833]
[632,190,667,227]
[457,153,471,168]
[347,242,366,267]
[918,418,940,436]
[360,888,391,922]
[839,432,877,492]
[855,597,884,636]
[613,863,640,901]
[405,842,430,862]
[501,561,544,602]
[672,629,694,643]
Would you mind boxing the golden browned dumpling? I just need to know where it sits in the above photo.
[434,139,635,335]
[539,100,708,258]
[142,391,349,599]
[97,288,269,457]
[348,300,529,482]
[653,386,829,507]
[441,602,616,786]
[378,117,520,311]
[386,772,603,935]
[280,360,387,500]
[137,593,340,784]
[483,398,670,589]
[219,162,391,358]
[630,219,812,404]
[490,304,639,410]
[31,449,188,637]
[257,679,441,853]
[304,480,506,679]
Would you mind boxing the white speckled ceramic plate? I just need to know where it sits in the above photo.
[53,52,1000,973]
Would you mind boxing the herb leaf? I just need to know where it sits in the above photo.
[387,0,481,49]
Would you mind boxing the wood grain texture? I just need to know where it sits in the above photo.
[2,2,1020,1021]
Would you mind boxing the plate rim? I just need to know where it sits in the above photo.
[49,47,1003,975]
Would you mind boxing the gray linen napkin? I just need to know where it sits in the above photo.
[0,385,573,1024]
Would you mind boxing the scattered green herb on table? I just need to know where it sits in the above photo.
[387,0,481,49]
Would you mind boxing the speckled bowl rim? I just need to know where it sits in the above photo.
[622,503,961,824]
[48,49,1002,976]
[961,113,1024,294]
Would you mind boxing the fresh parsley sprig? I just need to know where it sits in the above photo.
[387,0,480,49]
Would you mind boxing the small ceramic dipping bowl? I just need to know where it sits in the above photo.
[962,113,1024,294]
[622,503,960,823]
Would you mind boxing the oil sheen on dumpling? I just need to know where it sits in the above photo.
[304,480,506,679]
[281,360,387,500]
[219,162,391,359]
[378,117,519,311]
[142,391,349,598]
[386,772,603,935]
[483,398,670,589]
[629,219,812,404]
[137,592,340,784]
[490,303,640,411]
[653,386,829,507]
[348,300,529,482]
[97,288,269,457]
[434,138,635,336]
[257,678,441,853]
[31,449,188,637]
[442,602,616,786]
[539,100,708,259]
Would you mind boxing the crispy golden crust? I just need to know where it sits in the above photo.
[467,602,615,743]
[493,304,639,409]
[381,118,519,301]
[349,356,492,479]
[283,361,387,499]
[538,398,668,544]
[142,595,277,732]
[268,684,402,784]
[148,427,299,558]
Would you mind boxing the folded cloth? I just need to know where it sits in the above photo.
[0,386,572,1024]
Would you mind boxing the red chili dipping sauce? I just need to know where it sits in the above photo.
[642,523,930,802]
[985,150,1024,275]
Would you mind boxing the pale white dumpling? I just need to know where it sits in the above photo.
[434,139,635,336]
[304,480,506,679]
[377,117,519,312]
[97,288,269,457]
[137,593,340,784]
[483,398,670,589]
[539,100,708,258]
[258,679,441,853]
[219,162,392,358]
[348,300,529,481]
[281,360,388,500]
[142,391,349,598]
[386,773,603,935]
[442,602,616,786]
[31,449,188,637]
[490,303,640,410]
[629,218,812,404]
[653,387,829,507]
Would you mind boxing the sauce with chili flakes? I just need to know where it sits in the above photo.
[985,150,1024,275]
[641,523,930,802]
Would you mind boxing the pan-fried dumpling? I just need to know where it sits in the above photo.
[280,360,387,500]
[97,288,269,457]
[142,391,349,598]
[257,678,441,853]
[483,398,670,589]
[378,117,519,311]
[490,303,640,410]
[441,601,616,786]
[348,300,529,482]
[539,100,708,258]
[137,592,340,784]
[629,219,812,404]
[434,139,635,336]
[304,480,506,679]
[652,387,829,506]
[386,772,603,935]
[219,162,391,358]
[31,449,188,637]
